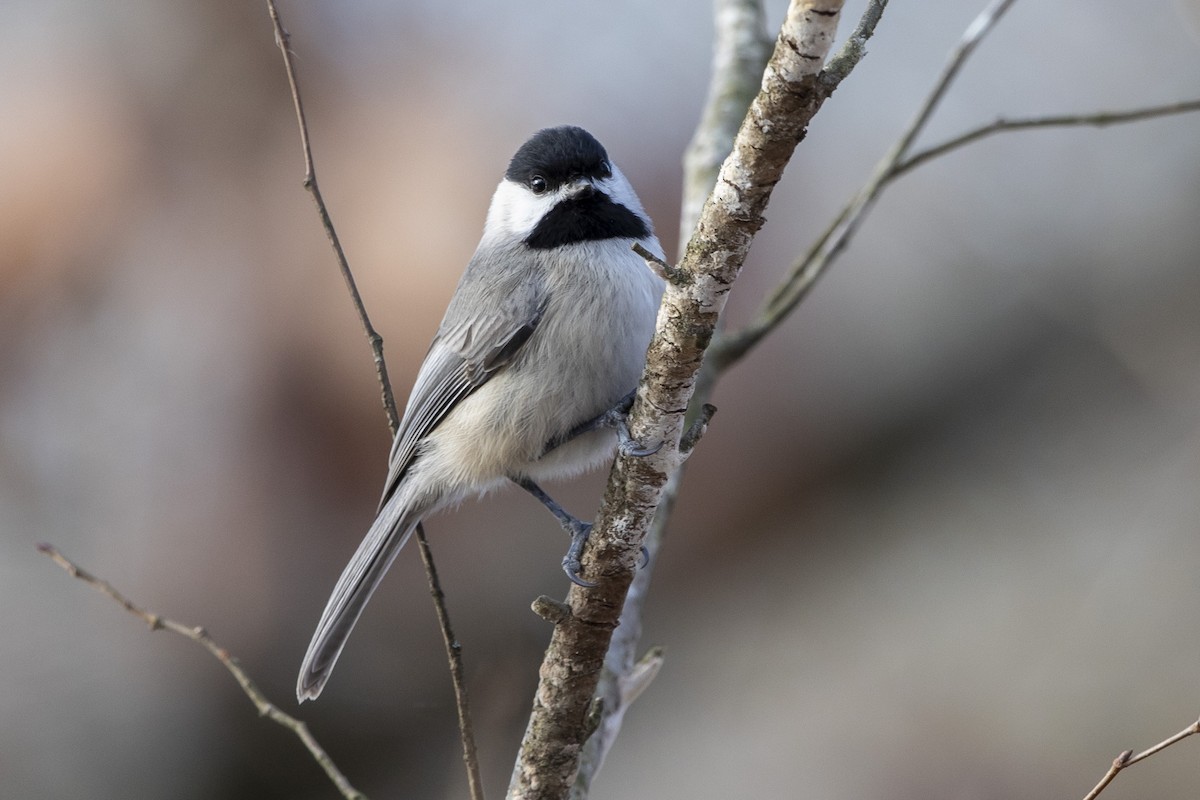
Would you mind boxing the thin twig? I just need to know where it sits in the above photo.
[264,4,483,798]
[1081,716,1200,800]
[414,523,484,800]
[896,100,1200,178]
[265,0,398,435]
[818,0,890,88]
[633,241,690,286]
[37,543,367,800]
[715,2,1200,372]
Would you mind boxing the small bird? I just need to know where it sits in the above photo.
[297,126,666,702]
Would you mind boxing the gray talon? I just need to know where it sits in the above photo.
[562,521,597,588]
[619,437,663,458]
[615,414,662,458]
[516,477,599,587]
[563,558,597,588]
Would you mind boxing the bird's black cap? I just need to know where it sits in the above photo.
[505,126,612,191]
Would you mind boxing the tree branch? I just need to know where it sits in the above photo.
[691,0,889,401]
[1082,715,1200,800]
[37,543,367,800]
[712,0,1021,368]
[569,3,770,794]
[679,0,773,246]
[531,2,893,795]
[508,3,850,797]
[264,5,482,797]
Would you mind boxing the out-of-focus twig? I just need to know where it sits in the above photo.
[1081,715,1200,800]
[679,0,773,246]
[895,100,1200,178]
[37,543,367,800]
[264,5,482,798]
[714,0,1200,371]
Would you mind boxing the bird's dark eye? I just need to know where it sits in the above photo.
[530,175,548,195]
[598,162,612,179]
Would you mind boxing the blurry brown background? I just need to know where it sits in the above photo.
[4,1,1200,798]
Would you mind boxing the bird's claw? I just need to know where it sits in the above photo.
[618,436,663,458]
[561,533,648,586]
[614,412,662,458]
[562,521,597,588]
[560,522,648,585]
[562,557,597,588]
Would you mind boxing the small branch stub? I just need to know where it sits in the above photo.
[532,595,572,625]
[680,403,717,454]
[632,242,690,286]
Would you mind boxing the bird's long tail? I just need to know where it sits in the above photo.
[296,499,419,702]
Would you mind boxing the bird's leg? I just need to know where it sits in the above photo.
[521,392,660,586]
[515,477,596,587]
[515,475,651,585]
[551,389,663,458]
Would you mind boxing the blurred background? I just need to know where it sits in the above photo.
[3,0,1200,797]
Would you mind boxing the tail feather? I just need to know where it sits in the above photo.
[297,502,419,702]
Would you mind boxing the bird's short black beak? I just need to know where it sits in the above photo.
[571,182,598,200]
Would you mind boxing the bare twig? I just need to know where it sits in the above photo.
[37,543,367,800]
[266,0,398,435]
[264,4,482,797]
[414,523,484,800]
[633,241,690,286]
[715,4,1200,373]
[1082,716,1200,800]
[574,0,771,790]
[896,100,1200,178]
[818,0,889,87]
[1084,751,1133,800]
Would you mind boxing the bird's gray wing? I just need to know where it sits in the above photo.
[378,264,546,509]
[298,256,548,701]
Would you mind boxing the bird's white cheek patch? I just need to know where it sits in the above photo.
[483,181,562,242]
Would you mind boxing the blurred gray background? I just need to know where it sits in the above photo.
[3,0,1199,797]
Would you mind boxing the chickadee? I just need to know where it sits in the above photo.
[297,126,666,702]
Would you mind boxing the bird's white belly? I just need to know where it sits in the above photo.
[416,244,662,493]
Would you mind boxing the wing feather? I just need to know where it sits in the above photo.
[377,274,546,510]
